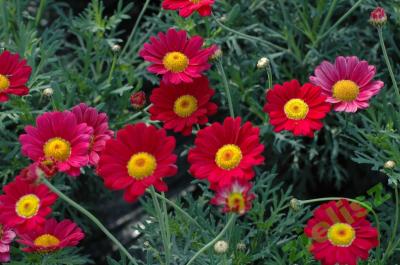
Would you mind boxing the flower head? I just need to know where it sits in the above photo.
[0,50,32,102]
[17,218,84,253]
[139,28,217,85]
[149,76,218,135]
[19,111,93,177]
[71,103,114,166]
[0,178,57,233]
[0,224,16,263]
[210,180,255,215]
[264,79,331,137]
[304,200,378,265]
[370,7,387,27]
[214,240,229,254]
[188,117,264,187]
[97,123,177,202]
[130,91,146,109]
[310,56,384,112]
[162,0,215,18]
[257,57,269,69]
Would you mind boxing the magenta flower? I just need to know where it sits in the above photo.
[310,56,384,112]
[0,224,16,263]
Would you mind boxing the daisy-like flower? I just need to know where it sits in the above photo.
[0,178,57,233]
[71,103,114,166]
[0,224,16,263]
[310,56,384,112]
[97,123,178,202]
[17,218,84,253]
[162,0,215,18]
[19,111,93,177]
[263,79,331,137]
[0,50,32,102]
[149,76,218,135]
[304,200,379,265]
[188,117,264,187]
[210,180,255,215]
[139,28,217,85]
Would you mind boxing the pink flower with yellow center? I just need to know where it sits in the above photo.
[0,224,16,263]
[139,28,217,85]
[19,111,93,177]
[310,56,384,112]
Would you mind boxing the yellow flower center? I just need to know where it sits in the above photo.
[215,144,243,170]
[43,137,71,162]
[283,98,309,120]
[0,74,10,92]
[15,194,40,219]
[227,192,245,212]
[127,152,157,180]
[173,95,198,118]
[332,80,360,102]
[34,234,60,248]
[163,52,189,73]
[190,0,201,3]
[327,223,356,247]
[0,225,3,238]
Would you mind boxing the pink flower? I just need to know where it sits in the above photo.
[139,28,217,85]
[71,103,114,166]
[162,0,215,18]
[370,7,387,26]
[310,56,384,112]
[0,224,16,263]
[19,111,93,177]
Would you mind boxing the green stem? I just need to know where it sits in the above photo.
[107,54,118,84]
[186,215,236,265]
[35,0,47,27]
[318,0,339,35]
[267,65,273,89]
[161,192,171,259]
[216,60,235,117]
[383,186,400,262]
[41,178,139,265]
[378,28,400,104]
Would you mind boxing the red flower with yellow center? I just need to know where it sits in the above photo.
[263,79,331,137]
[188,117,264,187]
[0,50,32,102]
[162,0,215,18]
[97,123,178,202]
[17,218,84,253]
[149,76,218,135]
[0,178,57,233]
[304,200,379,265]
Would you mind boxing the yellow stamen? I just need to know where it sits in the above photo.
[43,137,71,162]
[332,80,360,102]
[173,95,198,118]
[227,192,245,212]
[0,74,10,92]
[191,0,201,3]
[215,144,242,170]
[15,194,40,218]
[127,152,157,180]
[283,98,309,120]
[327,223,356,247]
[34,234,60,248]
[163,52,189,73]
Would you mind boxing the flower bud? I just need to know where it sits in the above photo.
[384,160,396,169]
[236,242,246,251]
[214,240,229,254]
[210,48,223,61]
[257,57,270,69]
[130,91,146,109]
[369,7,387,27]
[111,44,121,52]
[43,87,54,97]
[290,198,301,211]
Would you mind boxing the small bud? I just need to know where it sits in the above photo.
[111,44,121,52]
[130,91,146,109]
[257,57,270,69]
[144,241,150,248]
[290,198,301,211]
[236,242,246,251]
[220,15,227,23]
[369,7,387,27]
[40,19,48,27]
[210,48,223,61]
[384,160,396,169]
[214,240,229,254]
[43,87,54,97]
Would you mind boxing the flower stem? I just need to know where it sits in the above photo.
[266,65,273,90]
[107,53,118,84]
[35,0,47,27]
[41,178,139,265]
[378,27,400,104]
[382,185,399,262]
[216,60,235,117]
[318,0,339,36]
[186,214,236,265]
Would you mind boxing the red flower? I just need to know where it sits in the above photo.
[188,117,264,187]
[263,80,331,137]
[17,218,84,253]
[130,91,146,109]
[304,200,379,265]
[0,224,16,263]
[71,103,114,166]
[162,0,215,18]
[19,111,93,177]
[139,28,217,85]
[149,76,218,135]
[16,158,58,184]
[370,7,387,26]
[97,123,178,202]
[210,180,255,215]
[0,50,32,102]
[0,178,57,233]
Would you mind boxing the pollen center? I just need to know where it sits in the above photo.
[0,74,10,92]
[163,52,189,73]
[15,194,40,219]
[173,95,198,118]
[227,192,245,213]
[332,80,360,102]
[190,0,201,3]
[327,223,356,247]
[34,234,60,248]
[43,137,72,162]
[215,144,243,170]
[283,98,309,120]
[127,152,157,180]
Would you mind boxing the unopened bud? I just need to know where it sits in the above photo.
[220,15,227,23]
[130,91,146,109]
[384,160,396,169]
[43,88,54,97]
[290,198,301,211]
[214,240,228,254]
[111,44,121,52]
[257,57,270,69]
[236,242,246,251]
[210,48,223,61]
[369,7,387,27]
